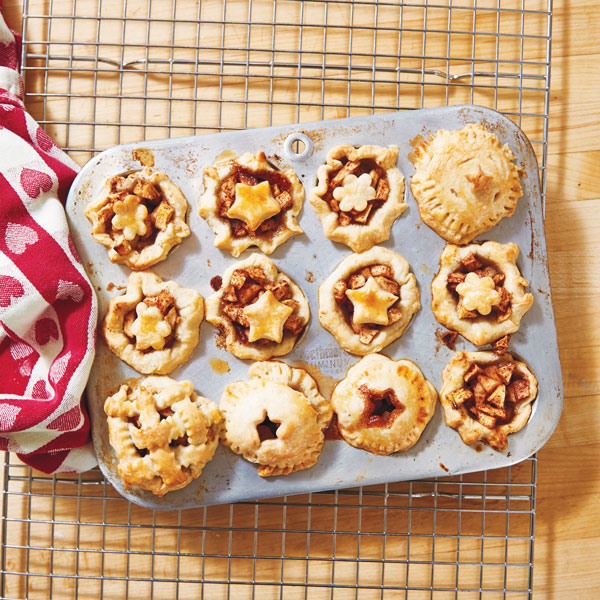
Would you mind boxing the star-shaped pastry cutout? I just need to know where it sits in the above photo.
[130,302,173,350]
[242,290,294,343]
[465,164,494,194]
[455,272,500,315]
[226,180,282,231]
[346,276,399,326]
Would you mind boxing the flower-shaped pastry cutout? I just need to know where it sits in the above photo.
[103,271,204,375]
[130,303,173,350]
[332,173,376,213]
[242,290,295,343]
[85,169,190,270]
[455,272,500,316]
[309,145,406,253]
[111,194,149,241]
[226,180,282,231]
[345,276,399,325]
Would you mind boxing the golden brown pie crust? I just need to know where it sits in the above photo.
[430,241,533,346]
[85,168,190,270]
[439,351,538,451]
[219,363,330,476]
[410,124,522,244]
[319,246,420,355]
[104,376,222,497]
[199,151,304,256]
[331,354,437,455]
[103,271,204,375]
[205,253,310,360]
[309,144,406,252]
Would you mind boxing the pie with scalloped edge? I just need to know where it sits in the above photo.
[219,362,331,476]
[199,151,304,256]
[330,353,437,455]
[319,246,420,355]
[430,241,533,346]
[104,376,222,497]
[103,271,204,375]
[85,168,190,269]
[205,253,309,360]
[309,144,406,252]
[440,351,537,451]
[410,124,523,244]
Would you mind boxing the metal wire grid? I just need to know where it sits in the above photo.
[1,0,551,597]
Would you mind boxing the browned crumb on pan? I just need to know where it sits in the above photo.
[438,329,458,350]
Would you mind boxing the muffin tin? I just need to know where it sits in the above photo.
[66,104,563,510]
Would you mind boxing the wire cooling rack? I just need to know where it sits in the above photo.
[2,0,552,597]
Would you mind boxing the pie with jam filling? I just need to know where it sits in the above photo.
[330,353,437,455]
[431,241,533,346]
[103,271,204,375]
[85,168,190,269]
[205,254,310,360]
[439,351,538,451]
[309,144,406,252]
[219,362,331,476]
[319,246,420,355]
[104,376,222,497]
[199,151,304,256]
[410,124,522,244]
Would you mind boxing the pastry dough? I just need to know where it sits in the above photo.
[199,151,304,256]
[410,124,523,244]
[439,351,538,451]
[309,144,406,252]
[104,376,222,496]
[431,241,533,346]
[205,253,310,360]
[331,354,437,455]
[85,168,190,269]
[220,362,331,476]
[319,246,420,355]
[103,271,204,375]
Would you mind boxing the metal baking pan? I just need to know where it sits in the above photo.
[66,104,563,510]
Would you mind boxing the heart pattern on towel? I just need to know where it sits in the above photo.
[20,167,53,198]
[5,222,38,255]
[0,275,24,307]
[35,318,59,346]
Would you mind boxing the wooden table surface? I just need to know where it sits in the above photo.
[2,1,599,598]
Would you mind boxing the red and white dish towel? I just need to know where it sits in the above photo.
[0,7,97,473]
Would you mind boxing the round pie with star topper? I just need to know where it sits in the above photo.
[103,271,204,375]
[104,375,222,496]
[331,353,437,455]
[199,151,304,257]
[319,246,420,355]
[205,253,310,360]
[430,241,534,346]
[410,124,523,244]
[309,144,406,252]
[85,168,190,270]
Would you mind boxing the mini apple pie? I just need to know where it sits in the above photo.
[85,168,190,269]
[104,376,222,497]
[431,241,533,346]
[410,124,523,244]
[331,354,437,455]
[103,271,204,375]
[319,246,420,355]
[440,351,538,451]
[206,254,309,360]
[220,362,331,476]
[309,144,406,252]
[199,151,304,256]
